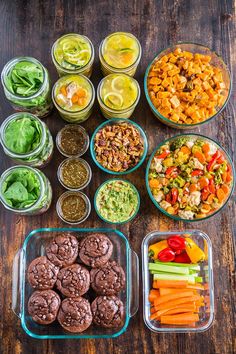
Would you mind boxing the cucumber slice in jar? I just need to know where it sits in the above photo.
[103,92,124,109]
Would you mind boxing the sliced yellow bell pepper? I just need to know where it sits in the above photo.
[148,240,168,260]
[185,237,205,263]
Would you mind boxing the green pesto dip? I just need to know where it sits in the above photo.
[95,179,139,223]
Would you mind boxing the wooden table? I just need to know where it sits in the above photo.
[0,1,235,353]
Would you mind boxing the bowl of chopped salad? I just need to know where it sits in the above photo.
[146,134,235,221]
[144,42,231,129]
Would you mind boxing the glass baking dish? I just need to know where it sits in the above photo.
[142,230,214,333]
[12,227,139,339]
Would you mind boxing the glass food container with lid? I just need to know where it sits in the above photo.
[51,33,95,77]
[0,165,52,215]
[1,57,53,118]
[97,73,140,119]
[12,227,139,339]
[142,230,214,333]
[99,32,142,77]
[52,74,95,123]
[0,112,54,168]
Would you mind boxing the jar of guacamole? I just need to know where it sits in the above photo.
[51,33,95,77]
[1,57,53,118]
[52,74,95,123]
[97,73,140,119]
[99,32,142,76]
[0,113,54,167]
[0,165,52,215]
[95,179,140,224]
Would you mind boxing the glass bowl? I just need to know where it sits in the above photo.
[144,42,232,129]
[145,133,235,222]
[12,227,139,339]
[57,157,92,191]
[90,118,148,175]
[56,124,89,158]
[142,230,214,333]
[94,178,140,225]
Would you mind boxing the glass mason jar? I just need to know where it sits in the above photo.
[99,32,142,77]
[51,33,95,78]
[0,165,52,215]
[52,74,95,123]
[1,57,53,118]
[0,112,54,168]
[97,73,140,119]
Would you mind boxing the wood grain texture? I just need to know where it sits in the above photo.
[0,0,235,353]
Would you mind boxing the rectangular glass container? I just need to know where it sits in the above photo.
[142,230,214,333]
[12,227,139,339]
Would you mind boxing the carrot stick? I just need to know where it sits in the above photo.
[149,289,159,303]
[186,284,204,290]
[154,280,188,289]
[154,291,194,306]
[160,313,199,325]
[157,305,197,317]
[159,288,194,296]
[154,295,201,311]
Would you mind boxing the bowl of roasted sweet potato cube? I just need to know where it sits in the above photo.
[144,43,231,129]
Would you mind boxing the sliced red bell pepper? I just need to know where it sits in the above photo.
[166,166,178,178]
[207,150,221,171]
[174,251,191,263]
[165,188,179,205]
[191,169,204,177]
[156,150,170,159]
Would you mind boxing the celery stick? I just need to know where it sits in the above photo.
[148,263,189,275]
[195,276,203,283]
[153,273,196,284]
[154,260,200,271]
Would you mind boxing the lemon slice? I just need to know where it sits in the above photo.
[111,76,126,92]
[104,92,124,108]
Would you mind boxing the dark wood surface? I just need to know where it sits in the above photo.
[0,1,235,353]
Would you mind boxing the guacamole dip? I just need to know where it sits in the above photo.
[95,179,139,223]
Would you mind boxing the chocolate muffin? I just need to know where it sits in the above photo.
[57,297,92,333]
[79,233,113,268]
[28,290,61,325]
[27,256,59,290]
[56,264,90,297]
[91,296,124,328]
[46,233,79,267]
[90,261,125,295]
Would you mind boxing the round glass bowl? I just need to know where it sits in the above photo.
[57,157,92,191]
[52,74,95,123]
[90,119,148,175]
[1,56,53,118]
[146,134,235,222]
[94,178,140,224]
[0,112,54,168]
[51,33,95,77]
[144,42,231,129]
[56,124,89,158]
[56,190,91,225]
[0,165,52,215]
[99,32,142,77]
[97,73,140,119]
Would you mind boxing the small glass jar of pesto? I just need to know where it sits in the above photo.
[99,32,142,77]
[52,74,95,123]
[51,33,95,77]
[97,73,140,119]
[0,113,54,168]
[0,165,52,215]
[1,57,53,118]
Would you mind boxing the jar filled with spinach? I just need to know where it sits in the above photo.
[0,113,54,167]
[1,57,53,117]
[0,165,52,215]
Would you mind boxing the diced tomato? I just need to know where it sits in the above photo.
[157,150,170,159]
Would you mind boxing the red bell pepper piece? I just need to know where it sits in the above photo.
[158,247,175,262]
[207,150,221,171]
[191,169,204,177]
[166,166,179,178]
[156,150,170,159]
[174,251,191,263]
[167,235,186,252]
[165,188,178,205]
